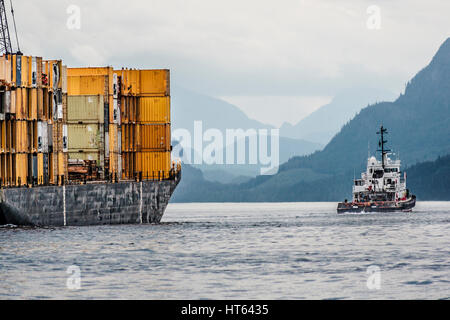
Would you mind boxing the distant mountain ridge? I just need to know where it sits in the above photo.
[280,87,396,145]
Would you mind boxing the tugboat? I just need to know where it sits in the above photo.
[337,125,416,213]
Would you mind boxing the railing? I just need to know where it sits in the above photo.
[0,161,182,188]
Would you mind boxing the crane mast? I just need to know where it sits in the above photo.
[0,0,12,54]
[0,0,20,55]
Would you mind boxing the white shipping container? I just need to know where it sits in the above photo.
[37,121,49,153]
[32,57,37,87]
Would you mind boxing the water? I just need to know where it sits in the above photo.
[0,202,449,300]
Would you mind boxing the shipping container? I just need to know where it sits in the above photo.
[108,123,119,154]
[67,95,104,123]
[37,121,48,153]
[136,151,171,180]
[116,69,140,96]
[58,151,67,179]
[37,153,44,185]
[61,65,68,93]
[30,88,38,120]
[14,120,28,153]
[137,123,170,151]
[0,56,11,83]
[121,152,136,179]
[68,123,103,150]
[139,69,170,96]
[68,67,113,77]
[138,96,170,123]
[68,151,102,163]
[14,153,28,186]
[67,75,108,96]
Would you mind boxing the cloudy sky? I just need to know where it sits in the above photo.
[11,0,450,126]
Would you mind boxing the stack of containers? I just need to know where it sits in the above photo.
[66,67,114,179]
[136,69,171,180]
[114,68,138,180]
[0,54,68,187]
[44,59,69,185]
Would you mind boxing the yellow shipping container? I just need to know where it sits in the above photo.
[14,153,28,186]
[121,152,136,179]
[11,54,16,85]
[67,95,104,123]
[0,121,5,152]
[139,69,170,96]
[37,153,44,185]
[58,151,66,178]
[14,87,29,120]
[30,88,38,120]
[0,56,11,83]
[138,96,170,123]
[14,120,29,153]
[137,124,171,151]
[109,123,119,153]
[116,69,140,96]
[21,56,31,87]
[67,75,108,96]
[37,88,44,119]
[121,124,137,152]
[68,67,113,96]
[136,151,171,180]
[68,67,113,76]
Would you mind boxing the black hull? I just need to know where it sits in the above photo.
[0,177,180,227]
[337,195,416,214]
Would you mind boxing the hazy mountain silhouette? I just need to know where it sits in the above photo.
[280,87,396,145]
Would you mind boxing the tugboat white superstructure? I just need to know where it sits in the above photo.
[337,125,416,213]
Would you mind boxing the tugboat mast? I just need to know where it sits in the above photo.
[377,125,390,169]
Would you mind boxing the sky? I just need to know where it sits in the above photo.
[10,0,450,126]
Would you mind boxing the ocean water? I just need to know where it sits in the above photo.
[0,202,449,300]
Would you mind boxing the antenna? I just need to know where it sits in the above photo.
[0,0,12,54]
[376,125,391,169]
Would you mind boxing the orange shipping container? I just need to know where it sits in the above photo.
[139,69,170,96]
[30,88,38,120]
[67,75,108,96]
[14,153,28,186]
[138,96,170,123]
[14,120,29,153]
[136,151,171,179]
[137,124,170,151]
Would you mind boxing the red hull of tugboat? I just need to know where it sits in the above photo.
[337,195,416,214]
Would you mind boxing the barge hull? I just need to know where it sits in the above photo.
[337,196,416,214]
[0,179,179,227]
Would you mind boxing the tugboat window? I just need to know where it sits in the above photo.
[373,170,384,179]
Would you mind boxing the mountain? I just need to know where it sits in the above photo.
[171,86,273,133]
[280,87,396,145]
[171,86,323,178]
[171,37,450,202]
[406,154,450,200]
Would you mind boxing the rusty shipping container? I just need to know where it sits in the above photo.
[139,69,170,96]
